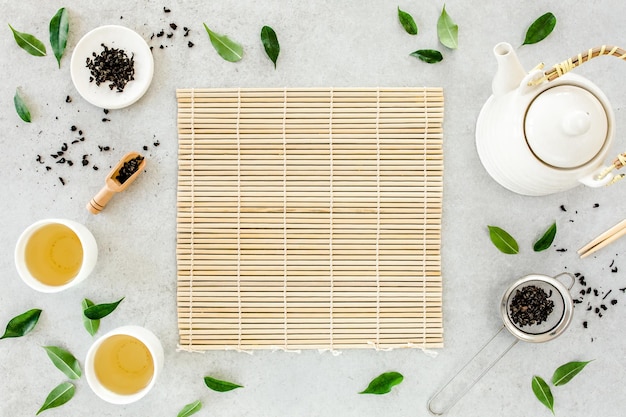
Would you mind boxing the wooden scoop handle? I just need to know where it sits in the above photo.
[87,185,116,215]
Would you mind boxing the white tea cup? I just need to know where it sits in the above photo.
[15,218,98,293]
[85,325,164,404]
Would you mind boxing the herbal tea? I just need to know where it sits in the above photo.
[94,334,154,395]
[24,223,83,286]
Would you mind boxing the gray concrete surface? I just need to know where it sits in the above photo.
[1,1,625,416]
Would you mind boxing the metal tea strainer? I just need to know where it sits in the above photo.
[427,273,574,415]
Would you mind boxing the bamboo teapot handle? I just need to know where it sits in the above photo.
[528,45,626,86]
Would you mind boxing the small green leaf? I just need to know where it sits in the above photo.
[203,23,243,62]
[551,360,593,386]
[261,26,280,69]
[36,382,74,415]
[14,89,32,123]
[204,376,243,392]
[8,24,47,56]
[531,376,554,414]
[0,308,42,339]
[488,226,519,254]
[49,8,69,68]
[177,400,202,417]
[523,12,556,45]
[437,5,458,49]
[43,346,81,380]
[359,371,403,395]
[533,222,557,252]
[398,7,418,35]
[84,297,124,320]
[410,49,443,64]
[82,299,100,336]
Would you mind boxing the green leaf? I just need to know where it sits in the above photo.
[261,26,280,69]
[488,226,519,254]
[177,400,202,417]
[0,308,42,339]
[359,371,404,395]
[82,299,100,336]
[437,5,458,49]
[204,376,243,392]
[531,376,554,414]
[49,8,69,68]
[36,382,74,415]
[533,222,557,252]
[8,24,47,56]
[523,12,556,45]
[398,7,418,35]
[43,346,81,380]
[14,89,32,123]
[203,23,243,62]
[551,360,593,386]
[83,297,124,320]
[410,49,443,64]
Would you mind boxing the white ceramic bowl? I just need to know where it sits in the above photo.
[14,218,98,293]
[70,25,154,109]
[85,325,164,404]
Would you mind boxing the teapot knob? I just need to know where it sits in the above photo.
[562,110,591,136]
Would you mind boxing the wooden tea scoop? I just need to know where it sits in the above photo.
[87,151,146,214]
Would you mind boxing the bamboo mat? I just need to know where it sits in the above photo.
[176,87,444,351]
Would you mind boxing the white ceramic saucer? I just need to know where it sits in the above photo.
[70,25,154,109]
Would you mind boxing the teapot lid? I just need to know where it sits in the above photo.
[524,85,608,168]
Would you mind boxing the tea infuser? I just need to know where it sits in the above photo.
[87,151,146,214]
[427,273,574,415]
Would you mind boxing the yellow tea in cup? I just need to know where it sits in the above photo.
[93,334,154,395]
[24,223,83,286]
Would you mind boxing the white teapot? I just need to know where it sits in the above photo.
[476,42,624,196]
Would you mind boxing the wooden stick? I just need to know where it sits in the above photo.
[578,218,626,258]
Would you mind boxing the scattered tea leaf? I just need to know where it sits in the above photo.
[82,299,100,336]
[359,371,404,395]
[551,360,593,386]
[260,25,280,68]
[533,222,557,252]
[177,400,202,417]
[437,5,458,49]
[83,297,124,320]
[488,226,519,254]
[0,308,42,339]
[531,376,554,414]
[203,23,243,62]
[43,346,81,380]
[523,12,556,45]
[36,382,74,415]
[14,89,32,123]
[8,24,47,56]
[49,7,69,68]
[204,376,243,392]
[410,49,443,64]
[397,7,418,35]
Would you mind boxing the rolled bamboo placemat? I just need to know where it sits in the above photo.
[176,87,444,351]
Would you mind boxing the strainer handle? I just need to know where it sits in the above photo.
[554,272,575,290]
[427,326,519,416]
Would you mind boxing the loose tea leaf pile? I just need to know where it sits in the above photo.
[509,285,554,327]
[116,155,144,183]
[86,44,135,92]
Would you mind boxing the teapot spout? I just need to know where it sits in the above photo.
[491,42,527,97]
